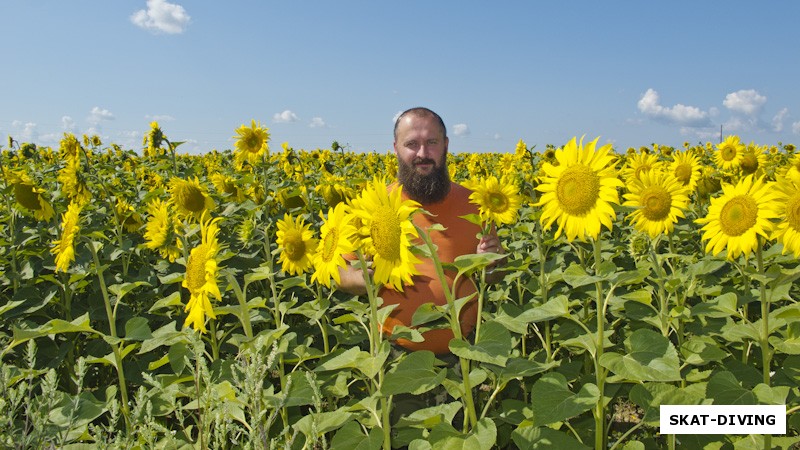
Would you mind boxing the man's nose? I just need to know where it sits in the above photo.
[417,144,431,159]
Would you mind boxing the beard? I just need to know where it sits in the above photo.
[397,155,451,204]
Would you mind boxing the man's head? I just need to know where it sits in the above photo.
[393,107,450,204]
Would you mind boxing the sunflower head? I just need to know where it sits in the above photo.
[623,170,689,238]
[715,135,745,171]
[696,175,780,260]
[276,213,318,276]
[169,176,215,220]
[9,171,55,221]
[144,198,183,262]
[51,202,83,272]
[535,136,623,242]
[311,203,358,287]
[773,179,800,257]
[468,176,523,226]
[182,214,223,333]
[233,120,270,168]
[349,178,422,291]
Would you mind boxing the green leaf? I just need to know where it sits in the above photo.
[284,371,317,407]
[515,296,570,323]
[562,263,600,288]
[528,373,599,426]
[449,321,511,366]
[423,418,497,450]
[124,317,152,341]
[752,383,790,405]
[382,351,445,396]
[108,281,150,304]
[491,357,558,385]
[148,291,183,313]
[330,421,383,450]
[706,371,757,405]
[12,313,101,344]
[680,335,729,366]
[600,329,681,382]
[450,252,507,276]
[293,409,353,438]
[511,422,590,449]
[411,302,447,327]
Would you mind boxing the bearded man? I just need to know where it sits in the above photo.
[338,107,504,354]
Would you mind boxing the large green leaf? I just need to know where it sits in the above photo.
[293,408,354,438]
[381,351,445,396]
[562,263,601,288]
[415,418,497,450]
[528,373,599,426]
[600,329,681,382]
[511,422,590,449]
[330,421,383,450]
[449,320,511,366]
[706,371,757,405]
[515,296,570,324]
[12,313,102,344]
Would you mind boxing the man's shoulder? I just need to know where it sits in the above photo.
[447,182,473,200]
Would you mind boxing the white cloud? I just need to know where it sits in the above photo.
[772,108,789,132]
[273,110,299,123]
[131,0,190,34]
[309,117,326,128]
[392,111,403,123]
[452,123,470,137]
[793,121,800,135]
[61,116,76,131]
[493,133,501,140]
[637,88,711,127]
[88,106,115,126]
[723,89,766,116]
[11,121,38,141]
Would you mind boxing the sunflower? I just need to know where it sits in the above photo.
[182,214,224,333]
[739,143,768,177]
[115,198,144,233]
[714,135,745,171]
[623,171,689,238]
[143,121,166,157]
[620,151,663,184]
[276,213,317,276]
[144,199,183,262]
[311,203,358,287]
[233,120,270,169]
[772,179,800,257]
[535,136,623,242]
[669,151,702,193]
[349,178,422,291]
[58,157,92,205]
[51,202,82,272]
[468,175,523,226]
[696,175,780,260]
[9,171,55,221]
[210,173,249,203]
[169,176,215,220]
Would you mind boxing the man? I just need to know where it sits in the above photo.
[338,107,504,355]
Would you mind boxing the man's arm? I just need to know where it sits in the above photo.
[477,231,507,284]
[337,264,368,295]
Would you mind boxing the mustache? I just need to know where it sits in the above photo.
[413,158,437,166]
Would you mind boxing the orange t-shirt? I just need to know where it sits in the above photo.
[380,182,481,354]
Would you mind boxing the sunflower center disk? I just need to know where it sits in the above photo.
[321,228,340,262]
[283,231,307,261]
[182,186,207,212]
[371,206,402,261]
[721,147,737,161]
[787,194,800,231]
[674,164,692,184]
[555,165,601,215]
[14,183,43,210]
[741,154,758,174]
[186,244,211,292]
[640,186,672,221]
[719,195,758,237]
[488,192,509,212]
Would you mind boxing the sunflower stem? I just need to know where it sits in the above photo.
[756,238,773,450]
[592,237,607,450]
[355,251,391,450]
[87,238,131,434]
[418,226,480,431]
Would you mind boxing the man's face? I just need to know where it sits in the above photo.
[394,114,450,203]
[394,114,448,175]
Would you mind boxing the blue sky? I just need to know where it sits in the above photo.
[2,1,799,155]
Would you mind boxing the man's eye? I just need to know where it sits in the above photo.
[428,140,438,145]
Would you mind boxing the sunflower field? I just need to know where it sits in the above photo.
[1,122,800,450]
